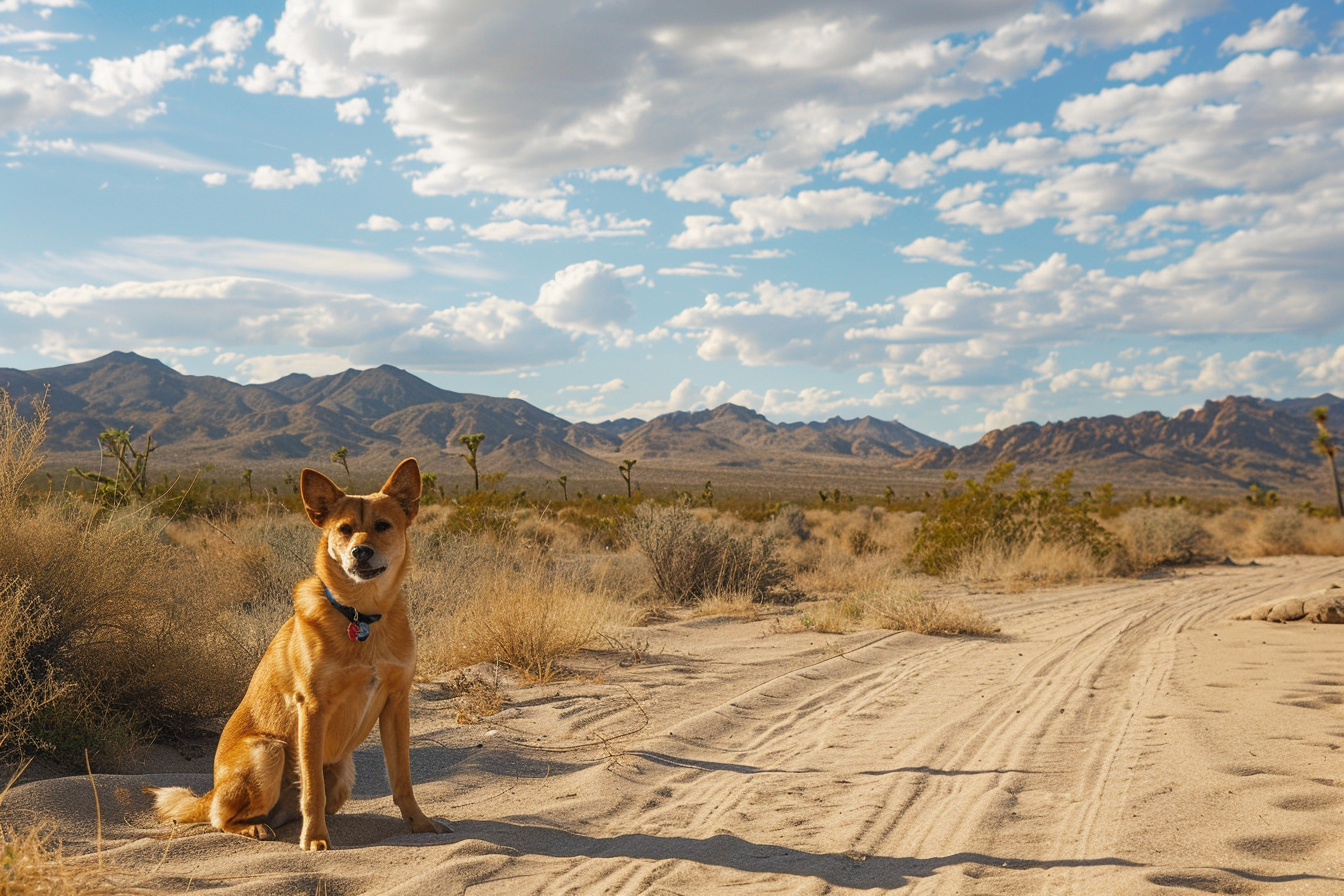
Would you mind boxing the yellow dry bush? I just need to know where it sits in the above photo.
[691,590,762,620]
[862,580,998,636]
[951,538,1113,590]
[410,536,632,680]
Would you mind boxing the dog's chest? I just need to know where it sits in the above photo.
[324,658,406,754]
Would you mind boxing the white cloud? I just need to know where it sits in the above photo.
[329,154,366,182]
[202,172,226,187]
[248,154,326,189]
[1107,47,1181,81]
[670,188,900,248]
[236,0,1214,198]
[657,262,742,277]
[494,197,569,220]
[424,216,453,231]
[664,156,810,205]
[0,15,260,132]
[1,236,412,287]
[465,212,649,242]
[533,260,642,342]
[335,96,371,124]
[896,236,974,266]
[1220,5,1311,55]
[234,352,360,382]
[358,214,403,232]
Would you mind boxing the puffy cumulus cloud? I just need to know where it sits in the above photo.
[329,154,366,182]
[236,0,1212,197]
[670,187,900,248]
[358,214,403,232]
[202,171,227,186]
[0,278,422,354]
[0,14,260,132]
[895,236,974,265]
[247,153,326,189]
[335,96,370,124]
[394,296,580,371]
[533,260,643,343]
[666,280,874,368]
[234,352,359,382]
[0,261,653,374]
[1107,47,1181,81]
[1220,5,1311,55]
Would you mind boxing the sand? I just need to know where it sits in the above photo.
[6,556,1344,894]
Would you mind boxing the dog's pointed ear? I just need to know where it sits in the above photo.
[381,457,421,522]
[301,468,344,528]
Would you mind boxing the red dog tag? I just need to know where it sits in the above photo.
[348,622,360,641]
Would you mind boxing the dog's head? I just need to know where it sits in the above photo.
[300,458,421,587]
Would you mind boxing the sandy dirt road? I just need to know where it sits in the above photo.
[8,556,1344,894]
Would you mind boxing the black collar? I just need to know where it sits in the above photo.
[324,584,382,642]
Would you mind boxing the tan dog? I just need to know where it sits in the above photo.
[148,458,445,850]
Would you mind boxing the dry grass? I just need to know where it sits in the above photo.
[1109,506,1217,569]
[774,576,997,637]
[625,503,797,604]
[1204,505,1344,557]
[691,591,763,620]
[441,669,508,725]
[862,580,999,636]
[409,536,634,681]
[950,538,1114,590]
[0,762,115,896]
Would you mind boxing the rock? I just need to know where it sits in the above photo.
[1266,599,1306,623]
[1304,596,1344,624]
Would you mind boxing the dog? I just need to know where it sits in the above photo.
[148,458,445,850]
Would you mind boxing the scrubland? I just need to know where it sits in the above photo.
[3,385,1344,771]
[6,388,1344,891]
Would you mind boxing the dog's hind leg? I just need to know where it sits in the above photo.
[210,737,286,840]
[323,754,355,815]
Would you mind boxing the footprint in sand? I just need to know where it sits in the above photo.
[1227,833,1322,861]
[1271,791,1343,811]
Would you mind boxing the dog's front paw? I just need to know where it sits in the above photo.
[300,825,332,850]
[409,816,449,834]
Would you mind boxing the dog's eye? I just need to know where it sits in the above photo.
[337,523,353,537]
[374,520,392,532]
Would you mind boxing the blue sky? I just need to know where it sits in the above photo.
[3,0,1343,444]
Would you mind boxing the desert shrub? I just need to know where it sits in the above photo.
[1112,506,1217,568]
[909,463,1115,577]
[1255,505,1307,554]
[863,584,998,636]
[768,504,810,541]
[0,388,48,508]
[624,503,798,604]
[0,396,253,765]
[409,536,630,680]
[952,538,1113,588]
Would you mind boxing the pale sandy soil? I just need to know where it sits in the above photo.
[7,556,1344,894]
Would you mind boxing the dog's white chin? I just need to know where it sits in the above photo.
[346,565,387,582]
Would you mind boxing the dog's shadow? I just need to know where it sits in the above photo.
[264,812,455,849]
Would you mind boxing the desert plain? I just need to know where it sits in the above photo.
[5,555,1344,895]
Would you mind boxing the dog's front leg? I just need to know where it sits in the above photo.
[379,688,446,834]
[297,699,331,850]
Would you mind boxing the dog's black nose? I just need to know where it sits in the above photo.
[351,545,375,564]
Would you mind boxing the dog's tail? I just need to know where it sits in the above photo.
[143,785,214,824]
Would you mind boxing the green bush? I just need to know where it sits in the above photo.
[909,462,1115,576]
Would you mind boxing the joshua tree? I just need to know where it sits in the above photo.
[1312,406,1344,519]
[69,428,157,501]
[457,432,485,492]
[557,474,568,501]
[242,468,253,498]
[883,485,895,508]
[330,446,351,485]
[700,480,714,506]
[619,458,637,499]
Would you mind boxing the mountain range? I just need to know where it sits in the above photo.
[0,352,1338,496]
